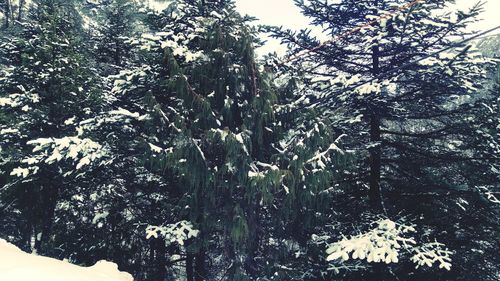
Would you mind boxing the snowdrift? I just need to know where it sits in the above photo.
[0,239,133,281]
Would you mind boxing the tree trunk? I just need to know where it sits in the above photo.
[4,0,11,28]
[34,226,41,253]
[38,184,59,255]
[369,44,382,209]
[21,222,32,252]
[186,250,195,281]
[200,0,206,16]
[153,238,167,281]
[114,41,121,66]
[225,224,237,280]
[18,0,25,21]
[244,200,259,277]
[194,247,206,281]
[369,114,382,208]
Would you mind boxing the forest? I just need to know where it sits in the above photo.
[0,0,499,280]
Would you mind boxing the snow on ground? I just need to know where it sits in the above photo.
[0,239,133,281]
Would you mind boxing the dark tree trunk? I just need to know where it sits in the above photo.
[114,41,121,66]
[186,250,195,281]
[153,238,167,281]
[38,184,59,255]
[4,0,11,28]
[244,199,259,277]
[200,0,206,16]
[17,0,25,21]
[149,239,155,266]
[369,44,383,209]
[225,225,237,280]
[21,222,32,252]
[194,248,206,281]
[34,225,41,252]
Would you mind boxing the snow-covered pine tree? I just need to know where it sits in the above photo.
[252,56,357,279]
[0,0,496,280]
[0,0,103,254]
[17,2,181,278]
[271,0,494,207]
[447,36,499,201]
[126,1,280,278]
[267,0,498,279]
[93,0,142,72]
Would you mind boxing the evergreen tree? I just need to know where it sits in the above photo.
[0,0,102,254]
[0,0,498,280]
[266,0,498,279]
[112,1,279,278]
[95,0,142,72]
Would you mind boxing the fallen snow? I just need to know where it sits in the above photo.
[0,239,133,281]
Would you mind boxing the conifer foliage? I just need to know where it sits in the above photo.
[267,0,499,279]
[0,0,498,280]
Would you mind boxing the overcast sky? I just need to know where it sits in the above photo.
[150,0,499,55]
[234,0,497,30]
[234,0,499,55]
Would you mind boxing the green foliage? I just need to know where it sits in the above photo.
[0,1,498,281]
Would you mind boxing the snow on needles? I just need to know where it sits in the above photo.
[146,221,199,246]
[325,219,453,271]
[9,136,107,179]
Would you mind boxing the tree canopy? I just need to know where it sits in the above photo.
[0,0,498,280]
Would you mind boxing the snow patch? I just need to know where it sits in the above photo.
[0,239,133,281]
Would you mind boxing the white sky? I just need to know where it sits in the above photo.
[234,0,499,55]
[150,0,499,55]
[234,0,498,30]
